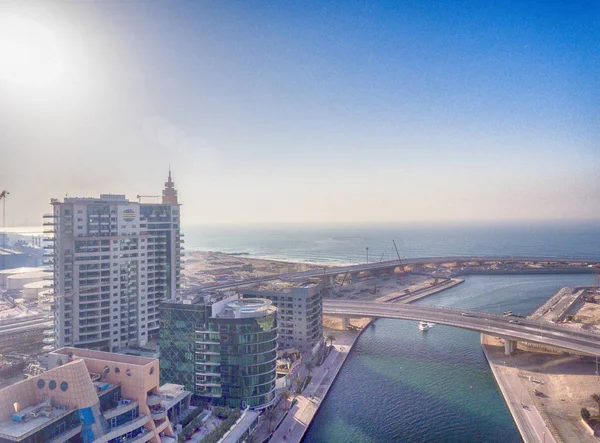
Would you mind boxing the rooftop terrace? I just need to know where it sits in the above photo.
[51,347,156,367]
[0,401,73,441]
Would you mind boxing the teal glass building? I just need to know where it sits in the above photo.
[160,297,278,409]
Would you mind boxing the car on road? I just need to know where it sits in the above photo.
[461,312,471,317]
[509,319,520,324]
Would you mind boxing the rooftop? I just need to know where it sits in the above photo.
[60,194,129,204]
[220,409,260,443]
[158,384,192,410]
[51,347,156,367]
[0,402,73,440]
[217,298,277,319]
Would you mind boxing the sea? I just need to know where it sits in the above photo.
[185,220,600,443]
[184,220,600,265]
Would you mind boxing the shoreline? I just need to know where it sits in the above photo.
[275,274,465,443]
[482,283,600,443]
[187,248,600,272]
[480,335,552,443]
[298,325,371,442]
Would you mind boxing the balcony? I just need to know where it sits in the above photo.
[93,414,149,443]
[126,429,154,443]
[149,405,167,421]
[47,425,83,443]
[146,394,161,406]
[103,399,138,420]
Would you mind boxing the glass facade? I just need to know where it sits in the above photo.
[214,306,277,409]
[159,298,278,409]
[159,301,210,392]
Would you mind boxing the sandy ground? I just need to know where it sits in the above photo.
[573,301,600,331]
[0,300,27,320]
[483,335,599,442]
[183,250,323,286]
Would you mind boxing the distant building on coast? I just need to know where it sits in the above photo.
[160,295,278,409]
[0,347,189,443]
[45,172,183,352]
[240,279,323,353]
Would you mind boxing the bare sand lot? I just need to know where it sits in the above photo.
[183,250,324,285]
[484,335,600,443]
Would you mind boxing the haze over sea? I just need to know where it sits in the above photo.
[185,220,600,264]
[188,220,599,442]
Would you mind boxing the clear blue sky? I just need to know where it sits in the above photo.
[0,0,598,225]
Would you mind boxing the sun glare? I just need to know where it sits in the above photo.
[0,15,65,87]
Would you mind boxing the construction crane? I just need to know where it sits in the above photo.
[392,239,402,263]
[336,271,350,296]
[0,190,9,269]
[393,239,403,283]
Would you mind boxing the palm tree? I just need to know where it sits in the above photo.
[305,361,314,378]
[591,393,600,415]
[282,388,294,411]
[293,375,302,393]
[263,406,277,433]
[326,334,335,348]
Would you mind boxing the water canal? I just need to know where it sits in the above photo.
[304,274,595,443]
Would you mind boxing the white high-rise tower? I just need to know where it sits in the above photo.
[44,172,183,351]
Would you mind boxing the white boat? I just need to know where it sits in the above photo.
[419,321,433,331]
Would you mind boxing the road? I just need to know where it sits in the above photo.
[322,299,600,356]
[198,255,599,290]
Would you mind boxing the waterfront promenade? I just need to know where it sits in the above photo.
[267,276,463,442]
[481,335,558,443]
[270,329,361,443]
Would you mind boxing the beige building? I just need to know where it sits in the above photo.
[45,172,183,352]
[240,279,323,352]
[0,347,190,443]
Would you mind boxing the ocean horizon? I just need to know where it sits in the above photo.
[181,220,600,266]
[6,220,600,266]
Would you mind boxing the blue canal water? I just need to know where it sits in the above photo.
[304,274,596,443]
[183,221,600,442]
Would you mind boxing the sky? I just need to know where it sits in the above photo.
[0,0,598,226]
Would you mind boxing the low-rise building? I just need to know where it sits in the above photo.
[0,347,190,443]
[240,279,323,352]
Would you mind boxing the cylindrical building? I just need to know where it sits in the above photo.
[214,298,278,409]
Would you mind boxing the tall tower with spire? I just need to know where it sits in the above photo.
[162,169,179,204]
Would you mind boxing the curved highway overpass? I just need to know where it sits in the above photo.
[287,255,599,279]
[322,299,600,356]
[200,255,600,290]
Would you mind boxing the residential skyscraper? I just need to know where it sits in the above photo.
[45,173,183,352]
